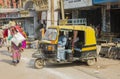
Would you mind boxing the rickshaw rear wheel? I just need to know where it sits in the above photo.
[86,58,96,66]
[34,58,45,69]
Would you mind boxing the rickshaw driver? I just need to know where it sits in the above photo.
[57,31,67,62]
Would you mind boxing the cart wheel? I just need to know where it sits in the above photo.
[34,58,45,69]
[86,58,96,66]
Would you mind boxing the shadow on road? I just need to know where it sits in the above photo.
[0,59,12,65]
[26,58,88,69]
[27,59,36,69]
[27,59,87,69]
[0,50,11,57]
[45,61,87,68]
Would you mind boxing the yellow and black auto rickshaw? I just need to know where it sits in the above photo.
[32,25,97,69]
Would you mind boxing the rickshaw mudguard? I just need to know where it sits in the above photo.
[79,50,97,61]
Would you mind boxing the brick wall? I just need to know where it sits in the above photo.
[0,0,22,8]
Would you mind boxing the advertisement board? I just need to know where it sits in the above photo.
[33,0,59,11]
[93,0,119,4]
[64,0,92,9]
[34,0,48,11]
[0,13,19,19]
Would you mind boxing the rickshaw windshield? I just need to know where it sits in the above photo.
[43,29,57,41]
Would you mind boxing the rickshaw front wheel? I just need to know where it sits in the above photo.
[34,58,45,69]
[86,58,96,66]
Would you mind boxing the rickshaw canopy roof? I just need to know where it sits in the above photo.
[48,25,94,32]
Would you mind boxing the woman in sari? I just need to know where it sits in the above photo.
[10,27,21,65]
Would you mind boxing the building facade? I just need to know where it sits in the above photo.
[23,0,60,38]
[1,0,120,38]
[0,0,22,8]
[0,0,22,27]
[63,0,120,35]
[64,0,102,27]
[0,0,37,38]
[93,0,120,34]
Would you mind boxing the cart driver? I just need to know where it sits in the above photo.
[57,31,67,62]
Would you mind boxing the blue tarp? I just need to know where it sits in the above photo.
[93,0,119,4]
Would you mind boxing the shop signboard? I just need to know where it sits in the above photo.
[0,9,20,19]
[20,10,31,17]
[0,13,20,19]
[64,0,92,9]
[0,13,6,18]
[33,0,48,11]
[93,0,119,4]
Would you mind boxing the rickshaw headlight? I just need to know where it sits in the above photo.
[47,45,55,51]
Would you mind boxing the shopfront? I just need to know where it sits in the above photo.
[110,6,120,34]
[93,0,120,34]
[64,0,101,26]
[33,0,59,27]
[0,8,36,38]
[20,10,34,37]
[0,9,20,26]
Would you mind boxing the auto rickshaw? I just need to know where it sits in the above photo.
[32,25,97,69]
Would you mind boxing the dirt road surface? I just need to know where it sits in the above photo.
[0,47,120,79]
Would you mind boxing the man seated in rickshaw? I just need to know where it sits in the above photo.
[57,31,67,61]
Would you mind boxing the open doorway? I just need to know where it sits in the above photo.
[111,9,120,35]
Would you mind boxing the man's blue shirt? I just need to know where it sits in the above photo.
[58,35,67,47]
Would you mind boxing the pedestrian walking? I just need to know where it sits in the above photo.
[10,27,21,65]
[10,27,25,65]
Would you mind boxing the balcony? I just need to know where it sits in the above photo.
[67,18,87,25]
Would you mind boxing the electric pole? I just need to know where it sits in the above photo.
[51,0,54,26]
[60,0,65,20]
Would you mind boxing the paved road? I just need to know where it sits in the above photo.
[0,47,120,79]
